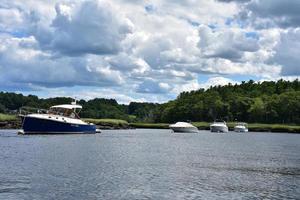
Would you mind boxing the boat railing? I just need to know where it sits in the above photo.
[19,106,48,116]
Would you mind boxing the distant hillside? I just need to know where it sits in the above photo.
[0,79,299,124]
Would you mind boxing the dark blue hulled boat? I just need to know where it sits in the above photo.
[20,103,98,134]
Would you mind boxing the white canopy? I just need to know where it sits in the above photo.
[50,104,82,109]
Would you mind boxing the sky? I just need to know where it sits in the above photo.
[0,0,299,104]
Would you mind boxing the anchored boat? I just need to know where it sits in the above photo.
[169,122,198,133]
[210,120,228,133]
[19,102,98,134]
[234,122,248,132]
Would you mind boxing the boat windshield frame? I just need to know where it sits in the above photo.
[48,107,81,119]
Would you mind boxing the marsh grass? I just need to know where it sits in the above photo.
[83,118,128,126]
[130,123,169,129]
[0,113,17,121]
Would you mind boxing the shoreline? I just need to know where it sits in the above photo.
[130,122,300,134]
[0,120,21,129]
[1,119,299,133]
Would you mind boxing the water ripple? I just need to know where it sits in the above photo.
[0,129,299,199]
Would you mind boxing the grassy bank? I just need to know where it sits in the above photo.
[226,122,300,133]
[0,113,20,129]
[83,118,129,129]
[130,123,169,129]
[0,113,17,121]
[245,123,300,133]
[130,122,300,133]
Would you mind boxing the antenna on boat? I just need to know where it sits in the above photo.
[71,97,77,105]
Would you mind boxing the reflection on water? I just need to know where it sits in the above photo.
[0,129,299,199]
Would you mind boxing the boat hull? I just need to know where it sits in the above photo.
[234,127,248,132]
[210,125,228,133]
[22,116,96,134]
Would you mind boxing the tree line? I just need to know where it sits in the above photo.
[153,79,300,124]
[0,92,158,122]
[0,79,299,124]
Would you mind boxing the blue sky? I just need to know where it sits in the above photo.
[0,0,299,104]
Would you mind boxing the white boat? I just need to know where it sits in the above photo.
[169,122,198,133]
[234,122,248,132]
[210,120,228,133]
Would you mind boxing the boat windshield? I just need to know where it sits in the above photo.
[48,107,80,119]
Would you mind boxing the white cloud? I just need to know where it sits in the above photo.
[0,35,124,90]
[136,79,170,94]
[38,0,134,55]
[0,0,299,103]
[171,76,238,95]
[171,79,201,94]
[0,8,24,32]
[199,76,238,89]
[107,53,150,75]
[198,25,260,61]
[238,0,300,28]
[272,28,300,76]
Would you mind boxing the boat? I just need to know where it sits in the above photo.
[210,120,228,133]
[169,122,199,133]
[234,122,248,132]
[19,101,98,134]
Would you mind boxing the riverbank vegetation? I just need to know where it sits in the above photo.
[130,123,169,129]
[0,113,20,129]
[0,113,17,121]
[130,122,300,133]
[83,118,130,129]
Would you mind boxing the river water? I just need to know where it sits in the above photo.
[0,129,299,200]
